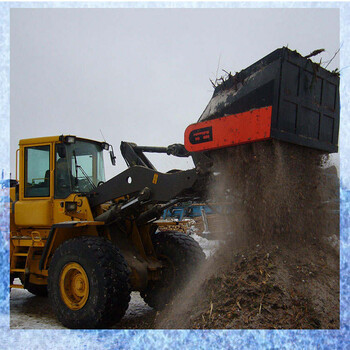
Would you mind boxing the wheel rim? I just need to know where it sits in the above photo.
[59,262,89,310]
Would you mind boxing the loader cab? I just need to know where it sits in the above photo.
[18,135,107,200]
[54,136,106,198]
[14,135,110,227]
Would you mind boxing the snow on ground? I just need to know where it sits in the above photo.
[10,279,153,329]
[11,286,62,329]
[191,233,221,258]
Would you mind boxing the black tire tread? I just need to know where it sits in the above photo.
[48,236,131,329]
[141,231,205,310]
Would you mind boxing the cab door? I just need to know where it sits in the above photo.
[14,143,53,227]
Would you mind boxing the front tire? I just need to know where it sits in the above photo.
[141,231,205,310]
[48,236,131,329]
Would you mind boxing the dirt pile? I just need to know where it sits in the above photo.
[156,140,339,329]
[189,242,339,329]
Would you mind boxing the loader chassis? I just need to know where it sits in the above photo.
[10,135,205,328]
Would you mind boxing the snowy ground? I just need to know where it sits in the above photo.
[10,234,220,329]
[191,233,220,258]
[10,284,154,329]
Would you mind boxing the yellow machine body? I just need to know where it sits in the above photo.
[9,136,194,289]
[7,134,206,329]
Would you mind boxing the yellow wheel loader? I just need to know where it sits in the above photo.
[9,135,207,329]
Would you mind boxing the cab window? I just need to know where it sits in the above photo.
[54,140,106,199]
[24,145,50,197]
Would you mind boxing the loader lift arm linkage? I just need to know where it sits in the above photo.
[87,142,212,211]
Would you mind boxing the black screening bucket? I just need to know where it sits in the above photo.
[198,47,339,153]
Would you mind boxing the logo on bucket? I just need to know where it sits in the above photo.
[189,126,213,144]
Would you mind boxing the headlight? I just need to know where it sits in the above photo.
[65,135,76,144]
[59,135,76,144]
[101,142,110,150]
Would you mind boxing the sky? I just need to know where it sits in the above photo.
[10,8,340,180]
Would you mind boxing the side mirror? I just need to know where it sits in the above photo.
[110,146,116,166]
[57,144,66,158]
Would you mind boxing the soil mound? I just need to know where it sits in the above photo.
[189,242,339,329]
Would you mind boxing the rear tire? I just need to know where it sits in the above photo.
[48,236,131,329]
[141,231,205,310]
